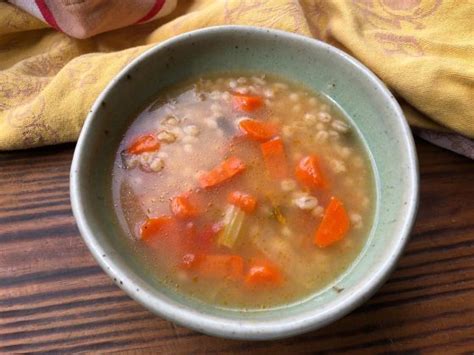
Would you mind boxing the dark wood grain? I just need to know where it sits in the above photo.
[1,139,473,354]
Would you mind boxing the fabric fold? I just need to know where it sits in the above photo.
[0,0,472,157]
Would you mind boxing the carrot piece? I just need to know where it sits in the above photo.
[183,223,221,253]
[196,224,220,251]
[239,119,278,141]
[197,255,244,281]
[127,134,160,154]
[260,136,288,179]
[171,194,199,219]
[228,191,257,213]
[184,221,197,239]
[314,197,350,248]
[245,258,283,286]
[295,155,327,189]
[232,94,263,112]
[198,156,246,188]
[139,216,177,243]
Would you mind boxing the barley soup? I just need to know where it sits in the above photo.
[112,73,375,309]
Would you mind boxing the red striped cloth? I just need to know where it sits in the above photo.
[8,0,176,38]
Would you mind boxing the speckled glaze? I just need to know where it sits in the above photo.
[70,26,419,340]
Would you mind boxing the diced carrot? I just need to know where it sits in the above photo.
[171,194,200,219]
[314,197,350,248]
[197,255,244,281]
[184,221,197,239]
[232,94,263,112]
[181,221,198,250]
[228,191,257,213]
[196,226,216,249]
[127,134,160,154]
[197,224,220,251]
[245,258,283,286]
[139,216,178,244]
[260,136,288,179]
[182,223,221,254]
[198,156,246,188]
[238,119,278,141]
[295,155,327,189]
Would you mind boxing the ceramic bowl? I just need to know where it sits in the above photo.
[70,26,418,340]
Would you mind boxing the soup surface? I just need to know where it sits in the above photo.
[112,73,375,309]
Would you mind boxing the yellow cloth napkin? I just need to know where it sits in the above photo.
[1,0,473,150]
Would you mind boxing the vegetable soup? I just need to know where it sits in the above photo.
[112,74,375,309]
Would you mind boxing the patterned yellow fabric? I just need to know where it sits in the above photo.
[1,0,473,150]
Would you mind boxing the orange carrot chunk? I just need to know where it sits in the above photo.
[314,197,350,248]
[232,94,263,112]
[140,216,177,243]
[197,255,244,281]
[245,258,283,286]
[198,156,246,188]
[260,136,288,179]
[126,134,160,154]
[183,223,220,253]
[295,155,327,189]
[171,194,200,219]
[238,119,278,141]
[228,191,257,213]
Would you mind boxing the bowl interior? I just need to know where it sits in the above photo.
[71,26,418,339]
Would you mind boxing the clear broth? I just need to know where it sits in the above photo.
[112,73,375,309]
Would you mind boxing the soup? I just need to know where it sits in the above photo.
[112,74,375,309]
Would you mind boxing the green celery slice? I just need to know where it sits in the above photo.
[217,205,245,248]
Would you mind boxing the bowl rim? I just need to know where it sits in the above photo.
[70,25,419,340]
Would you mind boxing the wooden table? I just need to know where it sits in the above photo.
[1,138,473,353]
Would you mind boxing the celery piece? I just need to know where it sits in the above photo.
[217,205,245,248]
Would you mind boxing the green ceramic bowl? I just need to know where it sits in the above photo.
[70,26,418,340]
